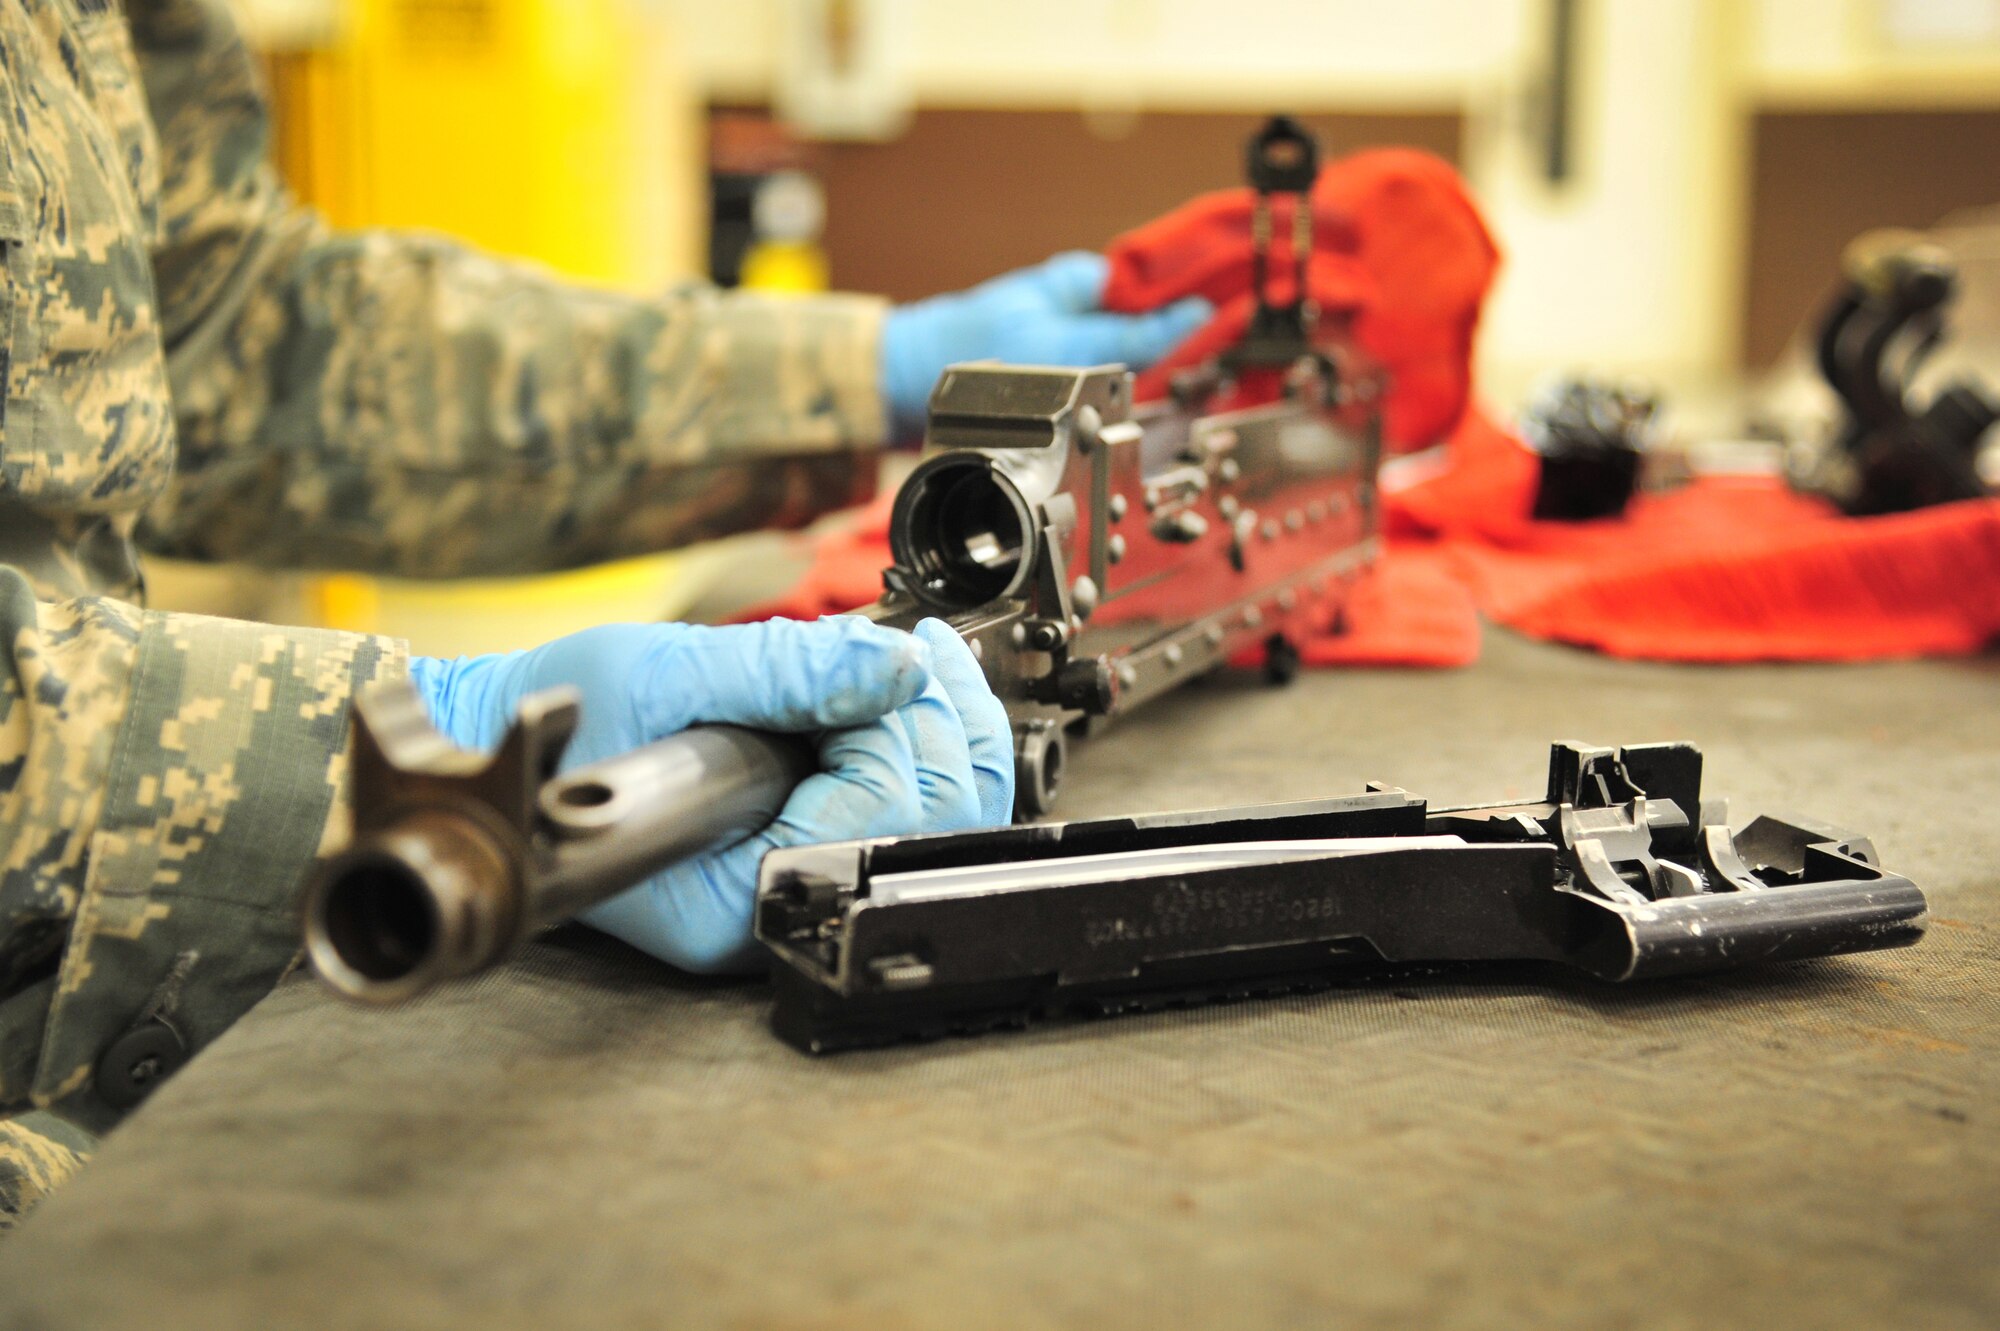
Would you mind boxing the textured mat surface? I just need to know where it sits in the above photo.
[3,632,1996,1331]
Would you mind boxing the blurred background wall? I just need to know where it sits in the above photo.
[239,0,2000,385]
[172,0,2000,647]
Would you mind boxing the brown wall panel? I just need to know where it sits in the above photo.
[1745,110,2000,369]
[812,109,1462,303]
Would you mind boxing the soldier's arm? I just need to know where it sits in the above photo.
[129,1,885,579]
[0,568,404,1222]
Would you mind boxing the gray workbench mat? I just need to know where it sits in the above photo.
[4,632,1996,1331]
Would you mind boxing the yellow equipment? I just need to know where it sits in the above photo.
[283,0,696,287]
[262,0,712,654]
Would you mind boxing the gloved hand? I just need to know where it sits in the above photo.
[879,250,1212,437]
[408,616,1013,973]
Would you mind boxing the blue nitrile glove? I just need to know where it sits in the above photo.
[879,250,1212,437]
[408,616,1012,973]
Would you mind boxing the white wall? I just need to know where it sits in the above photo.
[663,0,1756,403]
[1755,0,2000,103]
[665,0,1513,108]
[665,0,2000,104]
[1469,0,1748,400]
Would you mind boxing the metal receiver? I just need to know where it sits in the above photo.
[872,353,1379,817]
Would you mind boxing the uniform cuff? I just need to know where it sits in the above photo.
[32,612,405,1131]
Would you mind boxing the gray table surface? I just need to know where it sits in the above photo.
[3,630,1996,1331]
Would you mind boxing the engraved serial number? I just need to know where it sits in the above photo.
[1081,879,1342,948]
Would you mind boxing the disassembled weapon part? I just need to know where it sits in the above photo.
[1798,233,1996,514]
[1524,377,1657,521]
[303,683,813,1004]
[754,742,1926,1053]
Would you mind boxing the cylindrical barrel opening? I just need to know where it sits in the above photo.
[304,811,514,1005]
[313,853,439,986]
[889,456,1036,610]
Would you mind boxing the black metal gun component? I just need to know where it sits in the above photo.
[754,742,1927,1053]
[303,115,1383,1004]
[1802,234,1996,514]
[303,686,815,1003]
[1524,377,1656,521]
[872,351,1379,818]
[1230,114,1320,370]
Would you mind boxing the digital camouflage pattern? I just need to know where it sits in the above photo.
[0,1111,90,1223]
[1,0,888,1230]
[136,0,884,576]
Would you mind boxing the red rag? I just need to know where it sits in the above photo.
[732,493,897,626]
[1102,149,1500,451]
[1464,487,2000,661]
[1299,551,1482,668]
[1378,410,2000,662]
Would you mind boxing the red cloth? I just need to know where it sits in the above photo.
[740,491,899,629]
[1385,411,2000,661]
[1296,552,1481,668]
[1101,149,1500,451]
[739,151,2000,666]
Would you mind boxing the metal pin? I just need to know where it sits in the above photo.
[1071,575,1100,619]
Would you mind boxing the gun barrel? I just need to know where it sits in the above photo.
[303,725,814,1004]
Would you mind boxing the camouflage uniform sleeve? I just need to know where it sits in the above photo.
[0,566,406,1224]
[128,0,887,580]
[0,1111,93,1233]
